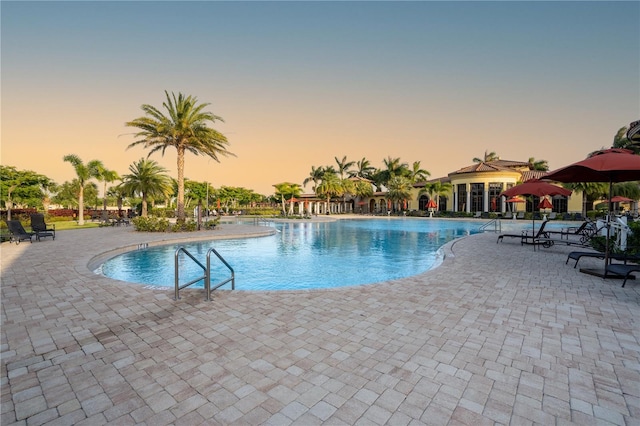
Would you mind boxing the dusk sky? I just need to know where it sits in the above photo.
[2,1,639,196]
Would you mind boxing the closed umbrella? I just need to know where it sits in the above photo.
[543,147,640,277]
[426,198,437,217]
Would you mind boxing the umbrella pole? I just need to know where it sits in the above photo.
[604,180,612,268]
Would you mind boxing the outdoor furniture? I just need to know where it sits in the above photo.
[5,220,34,244]
[30,213,55,241]
[566,251,640,268]
[605,263,640,287]
[497,220,550,247]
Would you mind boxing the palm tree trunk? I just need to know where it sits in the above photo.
[142,194,148,217]
[78,187,85,225]
[176,146,186,222]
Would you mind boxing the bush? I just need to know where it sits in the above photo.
[132,216,170,232]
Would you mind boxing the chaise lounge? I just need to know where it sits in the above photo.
[5,220,34,244]
[497,220,551,247]
[30,213,55,241]
[605,263,640,287]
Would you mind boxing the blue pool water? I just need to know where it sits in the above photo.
[100,218,517,291]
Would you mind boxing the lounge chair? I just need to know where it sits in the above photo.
[504,211,513,219]
[548,212,557,220]
[565,251,640,268]
[5,220,34,244]
[546,220,596,242]
[516,212,525,219]
[605,263,640,287]
[30,213,55,241]
[497,220,550,246]
[473,211,482,218]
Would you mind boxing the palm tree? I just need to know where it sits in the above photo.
[387,176,413,211]
[120,158,172,217]
[126,91,234,222]
[273,182,302,216]
[63,154,102,225]
[379,156,409,189]
[407,161,431,184]
[334,156,355,179]
[419,180,453,211]
[564,182,608,217]
[94,163,120,211]
[303,166,325,192]
[351,157,375,180]
[527,157,549,171]
[316,171,343,214]
[473,150,499,163]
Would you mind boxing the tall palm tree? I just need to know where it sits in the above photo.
[564,182,608,217]
[316,171,343,214]
[407,161,431,184]
[419,180,453,211]
[527,157,549,171]
[334,156,355,180]
[379,156,409,189]
[387,176,413,211]
[126,91,234,222]
[273,182,302,216]
[94,163,120,211]
[473,150,499,163]
[121,158,172,217]
[351,157,376,180]
[63,154,102,225]
[303,166,325,192]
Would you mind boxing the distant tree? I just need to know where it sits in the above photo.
[316,171,343,214]
[407,161,431,183]
[93,162,120,211]
[387,176,413,211]
[334,155,355,180]
[419,180,453,211]
[473,150,499,163]
[527,157,549,171]
[273,182,302,216]
[351,157,376,180]
[126,91,234,222]
[379,156,409,189]
[120,158,172,217]
[63,154,103,225]
[303,166,325,192]
[564,182,609,216]
[0,165,52,219]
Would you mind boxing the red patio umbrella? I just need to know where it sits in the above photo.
[500,179,572,230]
[426,199,437,209]
[538,197,553,209]
[609,195,634,203]
[543,147,640,276]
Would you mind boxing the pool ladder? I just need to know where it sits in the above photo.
[174,247,235,301]
[479,218,502,233]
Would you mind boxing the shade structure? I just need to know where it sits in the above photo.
[500,179,571,233]
[500,179,572,198]
[609,195,634,203]
[543,147,640,277]
[506,197,525,203]
[538,197,553,209]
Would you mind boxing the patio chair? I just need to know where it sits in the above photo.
[605,263,640,287]
[497,220,550,246]
[30,213,55,241]
[5,220,34,244]
[546,220,595,242]
[516,212,525,219]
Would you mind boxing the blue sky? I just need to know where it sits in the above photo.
[2,1,639,195]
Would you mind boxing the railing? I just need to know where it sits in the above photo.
[479,218,501,233]
[175,247,235,301]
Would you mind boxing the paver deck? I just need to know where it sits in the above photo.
[1,219,639,425]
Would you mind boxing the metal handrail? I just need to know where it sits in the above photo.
[175,247,207,300]
[206,248,235,301]
[175,246,235,301]
[479,218,501,233]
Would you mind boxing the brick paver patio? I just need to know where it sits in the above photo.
[1,219,639,425]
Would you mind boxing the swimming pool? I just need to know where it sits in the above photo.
[100,218,514,291]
